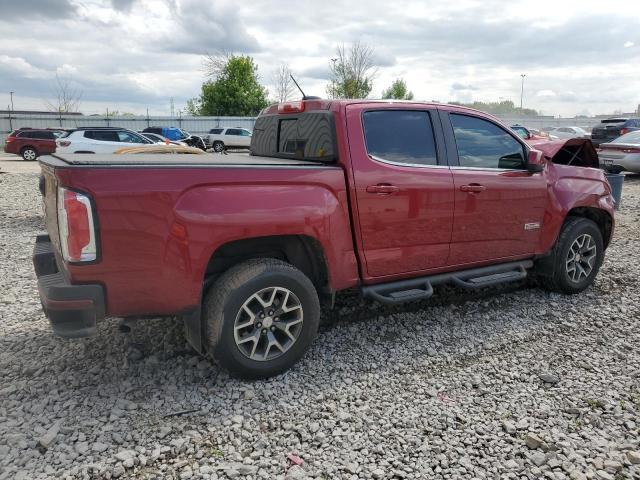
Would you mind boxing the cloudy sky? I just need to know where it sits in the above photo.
[1,0,639,117]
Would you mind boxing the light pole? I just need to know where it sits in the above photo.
[520,74,526,110]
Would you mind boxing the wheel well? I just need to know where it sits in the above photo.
[567,207,613,247]
[20,145,36,153]
[204,235,330,293]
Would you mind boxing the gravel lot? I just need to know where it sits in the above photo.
[1,165,640,480]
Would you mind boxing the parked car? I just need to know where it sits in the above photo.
[591,118,640,146]
[139,132,187,146]
[204,127,252,152]
[4,128,65,160]
[56,127,152,154]
[142,127,206,151]
[547,126,590,140]
[597,130,640,173]
[33,99,614,378]
[510,125,552,141]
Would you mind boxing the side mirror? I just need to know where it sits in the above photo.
[527,150,545,173]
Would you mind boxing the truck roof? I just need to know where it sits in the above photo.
[41,152,332,168]
[261,98,488,117]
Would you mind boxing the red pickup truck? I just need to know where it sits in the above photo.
[33,99,615,378]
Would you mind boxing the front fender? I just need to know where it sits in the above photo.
[538,163,615,253]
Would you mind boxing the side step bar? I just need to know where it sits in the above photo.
[362,260,533,305]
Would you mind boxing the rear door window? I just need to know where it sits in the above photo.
[85,130,120,142]
[450,114,526,170]
[226,129,242,135]
[117,131,145,143]
[362,110,438,166]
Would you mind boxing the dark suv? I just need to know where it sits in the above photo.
[4,128,65,160]
[591,118,640,146]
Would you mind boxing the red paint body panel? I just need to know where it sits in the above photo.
[344,103,455,277]
[41,99,615,320]
[55,166,358,316]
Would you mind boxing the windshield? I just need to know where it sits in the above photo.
[612,131,640,144]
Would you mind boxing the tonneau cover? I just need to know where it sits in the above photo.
[43,152,329,167]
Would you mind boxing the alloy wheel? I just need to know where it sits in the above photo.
[23,149,37,161]
[233,286,304,361]
[565,234,597,283]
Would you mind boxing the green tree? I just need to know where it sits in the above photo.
[196,55,269,116]
[382,78,414,100]
[327,42,376,99]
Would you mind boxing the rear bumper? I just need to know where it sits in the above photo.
[33,234,105,338]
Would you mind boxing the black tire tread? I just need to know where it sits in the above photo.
[203,258,319,378]
[537,216,603,294]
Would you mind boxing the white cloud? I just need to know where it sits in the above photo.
[1,0,640,116]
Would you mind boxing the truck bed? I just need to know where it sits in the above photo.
[43,152,328,168]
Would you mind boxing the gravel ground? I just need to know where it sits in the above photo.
[1,170,640,480]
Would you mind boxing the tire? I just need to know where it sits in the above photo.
[21,146,38,161]
[212,141,225,153]
[203,258,320,378]
[537,217,604,294]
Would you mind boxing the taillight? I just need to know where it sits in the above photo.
[57,187,97,262]
[6,137,15,143]
[278,101,305,113]
[57,140,71,147]
[620,128,629,136]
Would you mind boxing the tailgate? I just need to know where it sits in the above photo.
[40,165,61,254]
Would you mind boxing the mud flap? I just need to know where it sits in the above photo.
[183,307,204,355]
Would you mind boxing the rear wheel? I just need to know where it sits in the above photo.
[537,217,604,294]
[203,259,320,378]
[212,141,225,153]
[21,147,38,161]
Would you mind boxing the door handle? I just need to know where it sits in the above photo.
[366,184,400,195]
[459,184,486,193]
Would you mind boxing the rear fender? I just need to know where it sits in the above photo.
[169,183,359,305]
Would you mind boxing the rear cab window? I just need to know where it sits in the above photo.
[362,110,438,166]
[251,111,336,162]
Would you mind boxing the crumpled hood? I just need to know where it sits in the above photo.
[527,138,600,168]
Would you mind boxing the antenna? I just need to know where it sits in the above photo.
[289,74,321,100]
[290,74,306,99]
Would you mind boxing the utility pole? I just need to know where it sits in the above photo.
[520,74,526,110]
[9,92,14,131]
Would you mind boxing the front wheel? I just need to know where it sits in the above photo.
[203,259,320,378]
[212,141,225,153]
[537,217,604,294]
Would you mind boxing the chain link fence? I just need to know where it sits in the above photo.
[0,112,256,143]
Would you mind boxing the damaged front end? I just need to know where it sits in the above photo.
[527,138,600,169]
